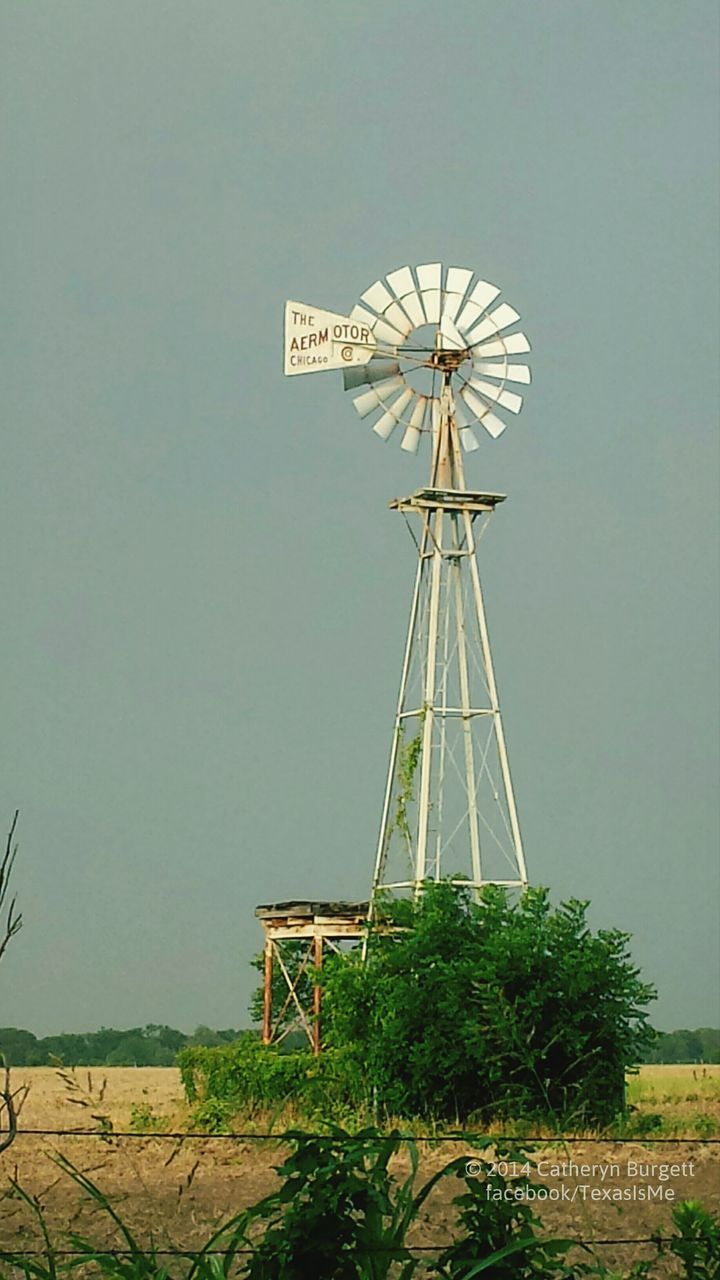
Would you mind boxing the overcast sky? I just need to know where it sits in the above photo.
[2,0,718,1036]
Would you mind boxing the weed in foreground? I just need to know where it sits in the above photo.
[128,1102,170,1135]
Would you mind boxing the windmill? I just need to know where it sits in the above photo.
[257,263,532,1049]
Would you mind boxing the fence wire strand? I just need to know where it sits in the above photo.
[8,1129,720,1143]
[0,1239,674,1258]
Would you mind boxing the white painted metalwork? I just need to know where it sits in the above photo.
[367,389,528,911]
[283,263,532,924]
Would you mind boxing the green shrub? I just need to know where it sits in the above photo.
[694,1114,718,1139]
[203,1130,579,1279]
[189,1096,235,1133]
[127,1101,169,1133]
[625,1112,665,1137]
[178,1037,367,1120]
[321,882,655,1125]
[655,1199,720,1279]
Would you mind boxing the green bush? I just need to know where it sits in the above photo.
[321,882,655,1125]
[178,1036,366,1119]
[232,1131,579,1279]
[127,1101,169,1133]
[655,1199,720,1279]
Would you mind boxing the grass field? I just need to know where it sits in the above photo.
[1,1065,718,1273]
[625,1064,720,1137]
[12,1061,718,1139]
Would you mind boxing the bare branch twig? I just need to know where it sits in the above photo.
[0,809,22,964]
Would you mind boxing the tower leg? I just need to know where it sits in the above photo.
[262,940,273,1045]
[451,513,483,889]
[368,544,426,922]
[463,508,527,885]
[414,507,444,890]
[312,934,323,1055]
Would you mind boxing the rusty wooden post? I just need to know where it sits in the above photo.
[312,934,323,1056]
[262,940,273,1045]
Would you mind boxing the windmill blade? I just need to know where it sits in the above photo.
[473,361,531,384]
[400,426,422,454]
[353,376,405,418]
[372,316,407,346]
[351,304,400,356]
[386,267,426,329]
[343,359,400,391]
[383,301,415,339]
[439,315,466,350]
[461,387,508,438]
[472,331,531,358]
[386,265,416,296]
[400,395,427,453]
[420,289,441,325]
[373,387,416,440]
[453,397,480,452]
[442,267,473,322]
[416,262,442,291]
[468,377,523,414]
[445,266,473,296]
[416,263,442,323]
[456,280,501,333]
[397,290,425,329]
[350,303,380,328]
[465,303,521,346]
[454,397,469,427]
[361,279,394,313]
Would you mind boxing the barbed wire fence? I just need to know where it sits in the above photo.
[1,1127,717,1261]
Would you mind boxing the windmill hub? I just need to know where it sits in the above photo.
[429,347,469,373]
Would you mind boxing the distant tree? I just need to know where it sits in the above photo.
[0,1028,40,1066]
[105,1034,154,1066]
[670,1030,703,1063]
[86,1028,125,1064]
[696,1028,720,1063]
[644,1028,719,1064]
[0,1022,253,1068]
[190,1025,245,1047]
[143,1024,187,1057]
[190,1025,224,1047]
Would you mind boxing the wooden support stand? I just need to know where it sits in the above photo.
[255,900,368,1055]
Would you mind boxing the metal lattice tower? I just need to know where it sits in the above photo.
[370,383,527,907]
[282,260,531,945]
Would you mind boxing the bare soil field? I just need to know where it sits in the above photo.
[1,1066,718,1273]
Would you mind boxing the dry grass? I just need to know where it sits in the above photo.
[9,1062,720,1138]
[12,1064,188,1132]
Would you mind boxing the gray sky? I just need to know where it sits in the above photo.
[2,0,718,1036]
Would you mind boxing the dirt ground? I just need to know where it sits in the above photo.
[1,1066,718,1274]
